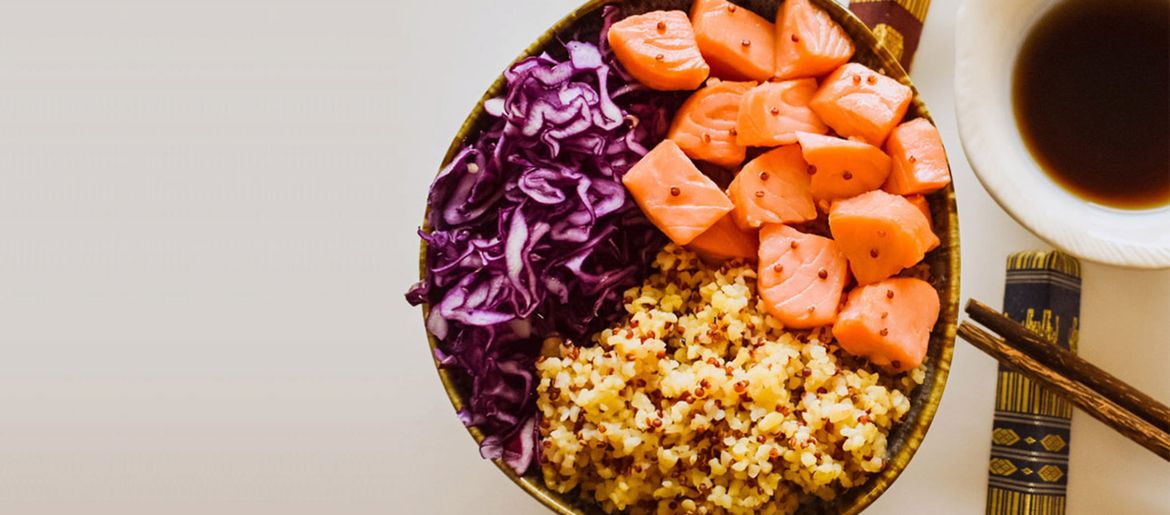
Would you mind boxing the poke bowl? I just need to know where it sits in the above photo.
[408,0,959,513]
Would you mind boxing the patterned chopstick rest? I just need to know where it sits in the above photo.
[848,0,930,71]
[986,251,1081,515]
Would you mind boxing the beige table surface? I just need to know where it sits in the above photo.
[0,0,1166,513]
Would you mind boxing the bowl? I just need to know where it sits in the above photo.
[955,0,1170,269]
[419,0,960,512]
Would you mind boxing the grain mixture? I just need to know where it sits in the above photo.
[535,245,924,514]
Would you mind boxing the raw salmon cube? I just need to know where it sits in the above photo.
[905,194,939,252]
[795,131,891,201]
[757,224,848,328]
[608,11,710,91]
[828,190,938,285]
[882,118,952,195]
[668,79,756,168]
[622,140,735,245]
[687,213,759,262]
[773,0,854,80]
[690,0,776,82]
[727,145,816,229]
[735,79,828,147]
[905,194,932,226]
[833,277,940,371]
[810,63,912,145]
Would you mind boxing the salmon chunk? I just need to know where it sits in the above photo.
[795,131,891,201]
[906,193,933,227]
[668,79,756,168]
[904,194,939,252]
[882,118,952,195]
[735,79,828,147]
[828,190,938,284]
[773,0,855,80]
[727,145,816,229]
[623,140,735,245]
[833,277,940,371]
[608,10,711,91]
[809,63,912,145]
[757,224,848,328]
[687,213,759,262]
[690,0,776,81]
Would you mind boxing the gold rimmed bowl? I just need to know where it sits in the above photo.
[418,0,960,512]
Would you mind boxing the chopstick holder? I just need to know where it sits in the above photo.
[848,0,930,71]
[986,251,1081,515]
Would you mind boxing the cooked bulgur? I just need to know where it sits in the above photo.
[535,245,924,514]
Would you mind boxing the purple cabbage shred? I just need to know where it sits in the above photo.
[406,10,674,474]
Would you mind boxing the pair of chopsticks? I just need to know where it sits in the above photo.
[959,299,1170,461]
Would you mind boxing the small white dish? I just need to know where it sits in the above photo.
[954,0,1170,269]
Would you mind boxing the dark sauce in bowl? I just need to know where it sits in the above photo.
[1013,0,1169,210]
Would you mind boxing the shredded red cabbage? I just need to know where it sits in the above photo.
[406,9,675,474]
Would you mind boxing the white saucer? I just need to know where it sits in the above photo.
[954,0,1170,269]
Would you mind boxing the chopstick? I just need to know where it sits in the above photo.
[958,307,1170,462]
[967,299,1170,432]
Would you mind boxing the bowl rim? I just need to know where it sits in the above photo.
[953,0,1170,269]
[416,0,960,512]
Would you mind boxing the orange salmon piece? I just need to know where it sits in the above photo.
[795,131,891,201]
[773,0,855,80]
[622,140,734,245]
[687,213,759,262]
[690,0,776,81]
[905,194,933,228]
[882,118,952,195]
[735,79,828,147]
[905,194,938,252]
[828,190,938,284]
[727,145,816,229]
[832,277,939,371]
[757,224,848,328]
[668,79,755,168]
[810,63,913,145]
[608,10,711,91]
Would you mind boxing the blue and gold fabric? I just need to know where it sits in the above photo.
[986,251,1081,515]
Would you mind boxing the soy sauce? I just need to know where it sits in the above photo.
[1013,0,1169,210]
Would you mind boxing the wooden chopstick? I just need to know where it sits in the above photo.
[967,299,1170,432]
[958,322,1170,461]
